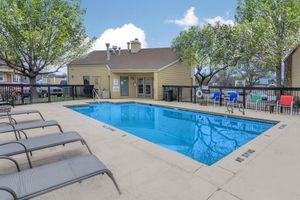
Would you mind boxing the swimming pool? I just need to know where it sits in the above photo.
[70,102,274,165]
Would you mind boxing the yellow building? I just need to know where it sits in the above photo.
[0,61,25,83]
[284,44,300,87]
[68,39,193,100]
[41,74,67,84]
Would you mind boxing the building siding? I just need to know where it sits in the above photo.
[292,48,300,87]
[68,64,110,92]
[155,61,192,100]
[67,61,192,100]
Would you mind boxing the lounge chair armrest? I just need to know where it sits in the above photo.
[0,141,29,153]
[0,187,18,200]
[0,122,15,128]
[0,115,17,124]
[0,156,20,172]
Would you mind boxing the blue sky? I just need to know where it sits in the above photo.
[81,0,237,49]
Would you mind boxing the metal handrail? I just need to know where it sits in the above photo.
[92,88,101,101]
[226,102,234,114]
[238,103,245,115]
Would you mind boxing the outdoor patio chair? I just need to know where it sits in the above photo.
[246,94,262,110]
[0,120,63,140]
[276,95,294,115]
[0,154,121,199]
[0,108,45,122]
[225,92,238,107]
[208,91,220,106]
[0,131,92,168]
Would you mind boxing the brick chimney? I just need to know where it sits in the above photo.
[130,38,141,53]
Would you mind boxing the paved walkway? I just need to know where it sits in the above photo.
[0,99,299,200]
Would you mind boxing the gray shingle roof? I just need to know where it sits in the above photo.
[68,48,180,72]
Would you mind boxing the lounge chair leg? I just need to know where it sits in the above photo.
[82,140,93,154]
[25,151,33,168]
[19,130,28,140]
[13,130,18,141]
[57,125,63,133]
[38,112,45,121]
[17,131,21,139]
[105,171,121,195]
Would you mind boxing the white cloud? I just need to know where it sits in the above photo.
[204,16,234,26]
[167,7,199,28]
[92,23,147,50]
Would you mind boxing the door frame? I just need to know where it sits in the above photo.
[120,76,129,96]
[136,77,153,98]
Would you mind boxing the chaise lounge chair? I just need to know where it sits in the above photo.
[0,155,121,199]
[0,131,92,168]
[0,120,63,140]
[0,109,45,121]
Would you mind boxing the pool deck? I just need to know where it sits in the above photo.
[1,99,300,200]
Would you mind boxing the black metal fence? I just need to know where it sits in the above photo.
[163,85,300,114]
[0,84,94,106]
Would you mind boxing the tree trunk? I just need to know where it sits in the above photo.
[276,61,282,86]
[29,77,38,98]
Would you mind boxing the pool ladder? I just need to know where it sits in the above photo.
[226,102,245,115]
[226,102,234,114]
[238,103,245,115]
[92,89,101,102]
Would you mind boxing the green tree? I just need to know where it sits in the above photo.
[172,23,240,87]
[234,20,275,86]
[236,0,300,86]
[0,0,93,84]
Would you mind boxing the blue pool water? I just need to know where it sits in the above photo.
[70,103,274,165]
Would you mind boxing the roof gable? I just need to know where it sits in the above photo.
[284,44,299,62]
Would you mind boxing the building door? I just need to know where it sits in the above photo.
[137,77,144,98]
[120,76,129,96]
[144,77,153,98]
[137,77,153,98]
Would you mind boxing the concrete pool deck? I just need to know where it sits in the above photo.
[0,99,299,200]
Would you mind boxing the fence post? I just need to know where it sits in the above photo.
[177,87,180,102]
[47,85,51,102]
[243,88,246,108]
[29,86,33,104]
[190,87,193,102]
[90,85,94,98]
[21,84,24,105]
[74,86,77,98]
[72,86,75,100]
[193,87,196,103]
[219,88,223,106]
[163,86,166,100]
